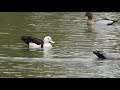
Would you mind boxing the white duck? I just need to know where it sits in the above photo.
[21,36,55,49]
[85,12,117,26]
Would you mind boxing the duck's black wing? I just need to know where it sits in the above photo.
[21,36,44,48]
[107,20,117,25]
[93,50,106,59]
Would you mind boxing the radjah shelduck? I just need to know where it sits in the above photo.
[21,36,55,49]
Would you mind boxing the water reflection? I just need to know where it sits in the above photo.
[28,47,54,58]
[43,48,53,58]
[86,25,94,33]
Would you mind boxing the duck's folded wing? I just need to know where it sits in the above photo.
[93,50,106,59]
[30,38,44,48]
[21,36,44,45]
[31,38,44,45]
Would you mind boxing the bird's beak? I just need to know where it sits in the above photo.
[50,40,55,43]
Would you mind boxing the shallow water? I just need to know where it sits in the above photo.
[0,12,120,78]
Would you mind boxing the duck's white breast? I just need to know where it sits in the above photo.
[43,43,52,49]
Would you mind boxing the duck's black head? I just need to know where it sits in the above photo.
[93,50,106,59]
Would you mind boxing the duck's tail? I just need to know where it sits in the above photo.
[21,36,33,44]
[107,20,117,25]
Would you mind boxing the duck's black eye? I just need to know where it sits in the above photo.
[47,38,51,40]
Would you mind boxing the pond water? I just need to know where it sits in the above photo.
[0,12,120,78]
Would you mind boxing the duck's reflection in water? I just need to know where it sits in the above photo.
[43,48,53,58]
[87,25,94,32]
[28,47,54,58]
